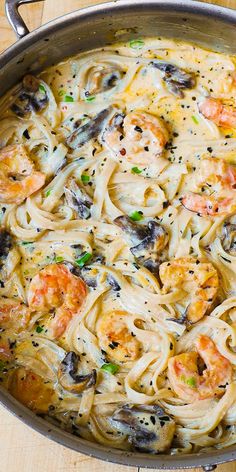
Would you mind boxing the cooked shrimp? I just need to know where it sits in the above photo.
[195,157,236,190]
[103,111,168,164]
[28,263,87,339]
[97,310,141,362]
[0,341,14,360]
[0,298,30,331]
[8,367,56,412]
[182,193,234,217]
[168,335,232,402]
[0,144,45,204]
[199,97,236,128]
[159,257,219,323]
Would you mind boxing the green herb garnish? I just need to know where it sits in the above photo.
[129,39,144,49]
[21,241,33,246]
[81,174,90,183]
[75,252,92,268]
[64,95,74,102]
[58,89,66,97]
[45,189,51,197]
[0,361,5,372]
[36,325,44,333]
[131,167,142,174]
[101,363,119,375]
[54,256,64,263]
[191,115,199,125]
[186,377,197,387]
[85,95,96,102]
[39,84,46,93]
[180,374,197,388]
[130,211,143,222]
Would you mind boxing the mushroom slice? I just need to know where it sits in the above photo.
[0,229,13,267]
[111,404,175,453]
[130,221,169,258]
[114,215,148,245]
[114,216,168,263]
[58,351,97,393]
[11,74,48,117]
[152,61,195,98]
[107,274,121,291]
[221,220,236,255]
[66,107,112,149]
[64,178,92,219]
[141,258,161,279]
[86,66,124,95]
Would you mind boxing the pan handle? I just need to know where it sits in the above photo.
[5,0,44,39]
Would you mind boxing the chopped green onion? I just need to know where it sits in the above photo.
[0,361,5,371]
[55,256,64,263]
[131,166,142,174]
[45,189,51,197]
[129,39,144,49]
[21,241,33,246]
[186,377,197,387]
[75,252,92,268]
[101,363,119,375]
[39,84,46,93]
[36,325,44,333]
[85,95,96,102]
[81,174,90,183]
[58,89,66,97]
[191,115,199,125]
[64,95,74,102]
[130,211,143,222]
[180,374,197,388]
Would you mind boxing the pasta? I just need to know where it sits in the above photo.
[0,36,236,454]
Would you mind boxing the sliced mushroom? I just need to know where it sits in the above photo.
[141,258,161,279]
[101,111,125,143]
[66,107,112,149]
[130,221,169,259]
[110,404,175,453]
[63,255,104,288]
[114,215,148,246]
[0,229,13,265]
[107,274,121,291]
[221,221,236,255]
[114,216,168,274]
[152,61,195,98]
[86,66,124,95]
[11,74,48,117]
[167,310,188,325]
[64,178,92,219]
[58,351,97,393]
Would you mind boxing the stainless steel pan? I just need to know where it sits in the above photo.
[1,0,236,469]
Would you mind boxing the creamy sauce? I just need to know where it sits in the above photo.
[0,37,236,454]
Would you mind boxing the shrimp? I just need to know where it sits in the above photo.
[168,335,232,402]
[182,156,236,216]
[195,157,236,190]
[159,257,219,323]
[182,193,233,217]
[0,341,14,361]
[8,367,56,413]
[103,111,169,164]
[0,144,45,204]
[28,263,87,339]
[199,97,236,128]
[97,310,141,362]
[0,298,30,331]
